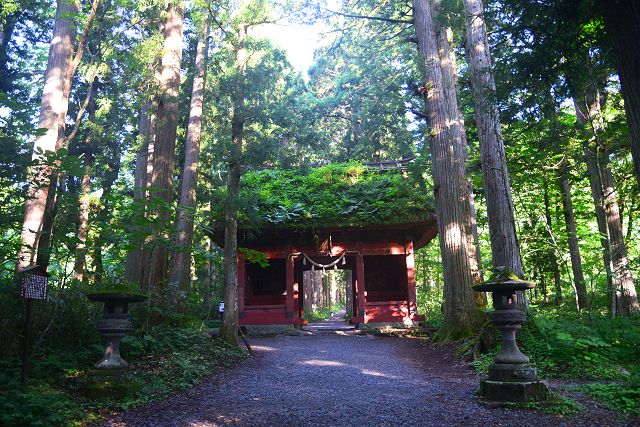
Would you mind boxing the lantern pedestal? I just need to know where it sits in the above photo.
[473,269,548,403]
[87,292,146,369]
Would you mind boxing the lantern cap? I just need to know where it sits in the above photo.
[18,265,51,277]
[87,292,147,304]
[472,266,535,293]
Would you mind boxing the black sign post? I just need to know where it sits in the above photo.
[18,265,50,386]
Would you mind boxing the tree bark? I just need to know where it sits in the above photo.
[0,11,17,92]
[558,164,588,310]
[433,18,485,307]
[124,100,155,287]
[17,0,101,271]
[583,146,614,309]
[73,78,99,283]
[412,0,480,337]
[149,1,184,300]
[220,116,242,344]
[574,93,616,314]
[220,23,248,345]
[574,87,638,316]
[17,0,77,269]
[601,162,639,315]
[168,10,210,303]
[462,0,526,311]
[598,0,640,185]
[542,175,563,304]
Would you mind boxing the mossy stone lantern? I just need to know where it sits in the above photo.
[472,267,548,403]
[87,291,146,369]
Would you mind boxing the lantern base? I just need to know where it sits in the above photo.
[488,363,537,382]
[479,378,548,403]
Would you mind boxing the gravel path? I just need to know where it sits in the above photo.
[106,330,634,427]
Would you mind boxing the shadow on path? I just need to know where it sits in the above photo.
[106,331,630,427]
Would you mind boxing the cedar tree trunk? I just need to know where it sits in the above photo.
[598,0,640,185]
[412,0,480,337]
[462,0,526,311]
[149,2,184,300]
[17,0,77,269]
[558,164,588,310]
[168,10,210,302]
[601,164,639,315]
[124,100,155,287]
[434,20,485,307]
[73,78,98,283]
[220,23,248,345]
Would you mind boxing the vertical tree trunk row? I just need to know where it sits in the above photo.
[574,90,638,317]
[149,2,184,298]
[433,19,485,307]
[169,10,210,301]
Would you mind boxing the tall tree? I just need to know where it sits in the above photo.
[432,4,484,305]
[148,0,184,299]
[542,174,563,303]
[124,100,155,288]
[73,78,98,283]
[600,161,639,315]
[220,21,248,345]
[168,8,210,304]
[17,0,100,269]
[462,0,525,310]
[558,162,588,310]
[597,0,640,185]
[412,0,479,336]
[572,67,638,316]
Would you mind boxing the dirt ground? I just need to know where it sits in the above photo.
[104,329,636,427]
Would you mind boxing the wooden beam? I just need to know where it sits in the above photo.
[285,251,295,320]
[238,255,246,315]
[355,249,366,321]
[405,241,417,316]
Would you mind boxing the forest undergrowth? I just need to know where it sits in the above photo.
[0,283,248,426]
[451,302,640,417]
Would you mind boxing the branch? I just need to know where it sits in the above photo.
[323,8,413,24]
[69,0,102,78]
[409,108,428,120]
[63,74,96,147]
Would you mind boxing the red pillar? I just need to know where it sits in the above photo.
[238,255,246,318]
[355,250,366,323]
[406,241,417,317]
[286,252,295,323]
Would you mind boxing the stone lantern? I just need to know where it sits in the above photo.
[472,267,548,403]
[87,292,146,369]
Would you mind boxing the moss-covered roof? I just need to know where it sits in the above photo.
[212,162,434,231]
